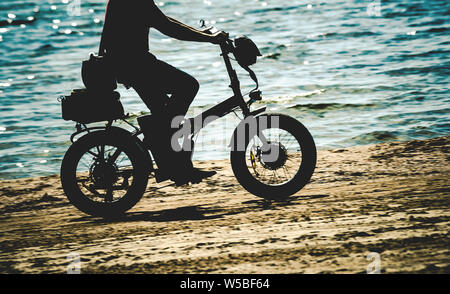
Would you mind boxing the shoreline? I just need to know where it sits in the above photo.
[0,135,449,273]
[0,134,446,182]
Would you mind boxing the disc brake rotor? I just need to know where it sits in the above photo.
[259,142,288,171]
[249,141,288,172]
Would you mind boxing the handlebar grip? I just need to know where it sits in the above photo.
[202,26,213,34]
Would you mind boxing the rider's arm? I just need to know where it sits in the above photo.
[165,16,215,42]
[148,2,223,44]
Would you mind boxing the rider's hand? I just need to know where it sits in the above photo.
[210,31,229,45]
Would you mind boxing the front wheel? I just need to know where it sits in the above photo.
[60,130,149,217]
[230,113,316,200]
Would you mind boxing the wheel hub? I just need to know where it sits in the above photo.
[90,161,119,188]
[260,142,287,170]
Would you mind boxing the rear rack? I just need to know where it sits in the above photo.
[70,115,141,144]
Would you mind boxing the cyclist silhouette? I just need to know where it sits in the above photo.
[102,0,227,185]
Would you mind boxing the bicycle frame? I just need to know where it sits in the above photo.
[185,40,266,136]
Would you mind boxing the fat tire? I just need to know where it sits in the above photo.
[230,113,316,200]
[61,130,149,217]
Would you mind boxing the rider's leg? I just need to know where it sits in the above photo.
[130,55,215,184]
[132,83,178,181]
[148,60,199,173]
[146,58,199,121]
[151,63,217,184]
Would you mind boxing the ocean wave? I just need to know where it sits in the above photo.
[377,108,450,121]
[393,26,450,41]
[408,18,446,27]
[0,1,35,11]
[263,90,326,103]
[288,102,377,112]
[383,49,450,62]
[381,62,450,77]
[0,17,36,27]
[349,126,449,146]
[246,5,299,15]
[306,31,380,42]
[262,53,281,60]
[424,27,450,35]
[351,131,402,144]
[382,1,442,19]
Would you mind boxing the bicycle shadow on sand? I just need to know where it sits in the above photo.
[71,194,329,224]
[70,205,223,224]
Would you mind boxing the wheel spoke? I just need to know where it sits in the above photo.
[105,186,113,203]
[283,166,292,179]
[86,150,99,158]
[99,145,105,161]
[74,143,137,204]
[76,176,90,183]
[107,148,123,165]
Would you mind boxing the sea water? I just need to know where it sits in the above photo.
[0,0,449,179]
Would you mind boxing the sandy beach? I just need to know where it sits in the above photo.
[0,135,449,274]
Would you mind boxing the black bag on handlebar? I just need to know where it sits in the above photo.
[234,36,262,67]
[232,36,262,89]
[60,89,124,124]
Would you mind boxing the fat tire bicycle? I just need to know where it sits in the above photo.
[60,33,317,217]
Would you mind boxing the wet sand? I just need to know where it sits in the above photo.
[0,136,449,274]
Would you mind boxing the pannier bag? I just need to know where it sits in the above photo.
[81,3,117,92]
[60,89,124,124]
[81,54,117,92]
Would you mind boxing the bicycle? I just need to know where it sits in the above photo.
[60,31,317,217]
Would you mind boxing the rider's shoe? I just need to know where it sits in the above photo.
[190,167,217,183]
[154,169,171,183]
[171,167,217,186]
[154,163,216,186]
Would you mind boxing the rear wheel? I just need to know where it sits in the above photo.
[231,114,316,200]
[61,130,149,217]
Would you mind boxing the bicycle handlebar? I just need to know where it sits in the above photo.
[202,26,231,46]
[202,26,219,35]
[201,25,260,94]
